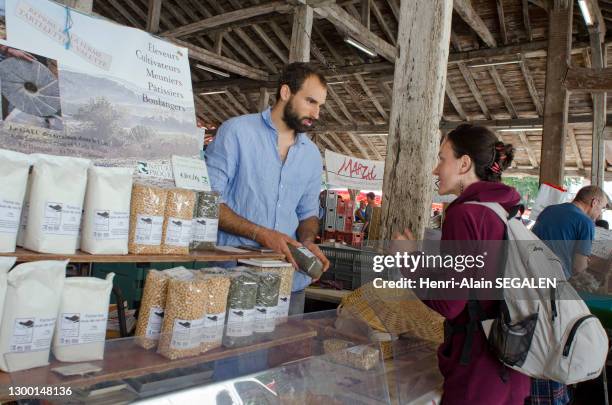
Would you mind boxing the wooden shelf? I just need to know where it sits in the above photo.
[0,248,284,263]
[0,321,316,400]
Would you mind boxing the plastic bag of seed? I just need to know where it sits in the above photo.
[190,191,220,251]
[135,270,169,349]
[248,271,281,335]
[323,338,381,371]
[128,183,167,254]
[157,276,207,360]
[222,271,258,348]
[196,270,231,353]
[161,189,196,255]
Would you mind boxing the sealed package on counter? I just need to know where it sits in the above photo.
[0,260,67,372]
[161,189,196,255]
[238,259,294,324]
[0,257,17,326]
[248,271,281,335]
[190,191,220,251]
[81,166,133,254]
[323,339,381,371]
[52,273,114,362]
[0,149,31,253]
[24,154,91,254]
[128,183,167,254]
[222,271,258,348]
[196,270,231,353]
[158,274,208,360]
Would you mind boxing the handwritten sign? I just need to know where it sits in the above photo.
[171,155,211,191]
[325,150,384,190]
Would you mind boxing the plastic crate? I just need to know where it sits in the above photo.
[319,245,383,290]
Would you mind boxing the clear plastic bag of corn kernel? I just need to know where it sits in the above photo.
[195,269,231,353]
[222,271,258,348]
[157,275,208,360]
[128,183,167,254]
[190,191,220,251]
[160,188,196,255]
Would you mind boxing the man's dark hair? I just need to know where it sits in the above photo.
[367,192,376,200]
[276,62,327,100]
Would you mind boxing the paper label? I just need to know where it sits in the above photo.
[0,198,22,234]
[93,210,129,240]
[172,155,211,191]
[164,217,192,247]
[192,217,218,243]
[201,312,225,343]
[58,313,107,345]
[347,345,367,355]
[145,306,164,339]
[9,316,56,352]
[253,306,277,333]
[41,202,82,236]
[276,295,290,321]
[297,246,315,259]
[170,317,205,350]
[225,308,255,337]
[135,214,163,245]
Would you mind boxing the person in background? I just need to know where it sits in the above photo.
[363,192,377,237]
[205,62,331,315]
[527,185,608,405]
[393,124,529,404]
[595,219,609,230]
[355,200,367,222]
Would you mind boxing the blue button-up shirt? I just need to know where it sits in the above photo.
[205,108,323,292]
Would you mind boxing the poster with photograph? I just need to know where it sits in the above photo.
[0,0,201,169]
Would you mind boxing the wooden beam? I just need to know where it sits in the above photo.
[381,0,452,240]
[450,30,463,52]
[146,0,162,33]
[385,0,399,21]
[232,27,279,73]
[588,27,607,187]
[323,103,348,125]
[348,132,372,159]
[584,0,607,42]
[252,25,288,63]
[457,62,491,119]
[327,86,355,122]
[289,5,314,62]
[318,133,340,152]
[315,4,397,62]
[453,0,497,48]
[540,1,573,186]
[506,168,612,180]
[354,74,388,120]
[360,0,370,30]
[445,80,468,121]
[519,56,543,116]
[564,66,612,91]
[342,82,378,124]
[328,133,353,156]
[211,93,241,117]
[108,0,143,28]
[488,66,518,118]
[258,87,270,111]
[517,132,539,168]
[224,89,250,114]
[496,0,508,45]
[214,31,224,55]
[57,0,93,13]
[439,114,612,129]
[313,25,345,66]
[361,134,383,160]
[377,80,392,109]
[371,0,396,45]
[162,1,291,37]
[522,0,533,41]
[568,127,585,170]
[173,38,269,80]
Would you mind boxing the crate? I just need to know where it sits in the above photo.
[319,245,384,290]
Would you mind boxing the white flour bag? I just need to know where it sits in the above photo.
[0,257,17,328]
[0,149,31,253]
[52,273,114,362]
[0,260,67,372]
[24,154,90,254]
[81,167,133,254]
[16,155,38,247]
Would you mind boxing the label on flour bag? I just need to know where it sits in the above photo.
[225,308,255,337]
[9,317,56,352]
[41,202,82,236]
[135,215,163,245]
[0,198,22,234]
[58,313,107,345]
[93,210,129,240]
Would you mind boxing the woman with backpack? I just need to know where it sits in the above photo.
[394,124,530,404]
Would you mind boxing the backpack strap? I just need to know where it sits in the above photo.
[463,201,509,223]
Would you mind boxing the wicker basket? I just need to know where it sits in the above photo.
[337,282,444,344]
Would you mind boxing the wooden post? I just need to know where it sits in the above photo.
[289,5,313,63]
[589,27,607,187]
[380,0,452,240]
[57,0,93,13]
[258,87,270,112]
[539,0,573,186]
[146,0,162,33]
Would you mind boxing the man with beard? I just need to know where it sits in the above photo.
[205,62,330,314]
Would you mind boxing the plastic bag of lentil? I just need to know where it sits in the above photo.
[161,189,196,255]
[248,271,281,335]
[222,271,258,348]
[157,276,208,360]
[190,191,220,251]
[196,270,231,353]
[128,183,167,254]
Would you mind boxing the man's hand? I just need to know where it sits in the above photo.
[256,228,301,268]
[302,240,330,281]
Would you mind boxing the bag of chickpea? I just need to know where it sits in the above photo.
[161,189,196,255]
[128,184,167,254]
[196,269,231,353]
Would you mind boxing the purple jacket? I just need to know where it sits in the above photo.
[425,181,530,405]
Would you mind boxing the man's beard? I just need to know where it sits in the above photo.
[282,99,316,133]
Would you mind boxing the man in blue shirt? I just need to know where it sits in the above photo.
[205,62,330,314]
[528,185,607,405]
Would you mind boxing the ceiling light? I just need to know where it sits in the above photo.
[578,0,593,26]
[468,60,521,68]
[195,64,230,77]
[498,127,543,132]
[344,37,377,57]
[327,81,346,85]
[200,90,226,95]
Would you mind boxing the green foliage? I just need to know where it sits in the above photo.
[503,176,584,208]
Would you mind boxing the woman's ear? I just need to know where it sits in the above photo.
[459,154,472,175]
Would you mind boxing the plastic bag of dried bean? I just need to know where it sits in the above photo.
[128,183,167,254]
[249,271,281,335]
[161,189,196,255]
[222,271,258,348]
[190,191,220,251]
[196,269,231,353]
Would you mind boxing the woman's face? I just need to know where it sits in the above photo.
[433,140,468,195]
